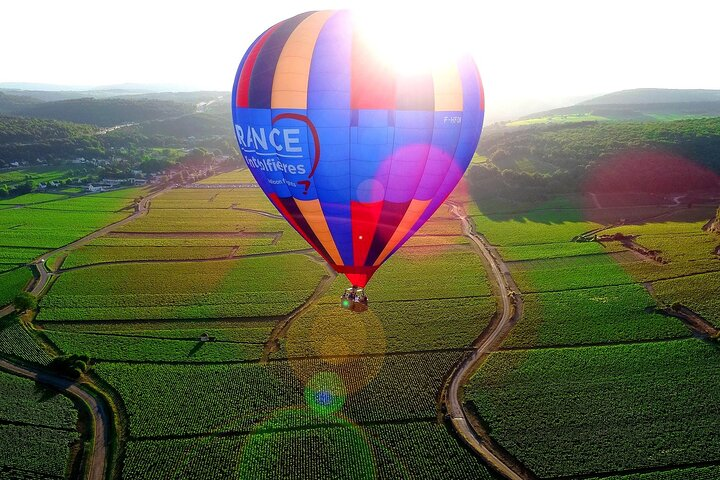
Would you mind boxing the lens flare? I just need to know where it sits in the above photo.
[305,371,347,415]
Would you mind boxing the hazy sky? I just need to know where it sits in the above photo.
[3,0,719,116]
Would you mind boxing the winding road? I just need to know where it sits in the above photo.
[0,359,108,480]
[0,185,170,479]
[444,201,529,480]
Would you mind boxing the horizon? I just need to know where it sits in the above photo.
[3,0,720,121]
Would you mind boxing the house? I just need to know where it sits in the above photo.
[130,178,147,185]
[199,333,216,342]
[9,162,19,167]
[38,182,47,190]
[86,184,104,193]
[49,181,61,188]
[72,157,86,164]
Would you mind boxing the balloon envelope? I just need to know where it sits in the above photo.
[232,10,484,287]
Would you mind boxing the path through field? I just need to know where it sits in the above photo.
[0,185,170,478]
[443,201,530,480]
[0,359,109,480]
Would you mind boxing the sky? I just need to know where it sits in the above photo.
[2,0,719,120]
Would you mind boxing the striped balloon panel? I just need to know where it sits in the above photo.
[232,10,484,287]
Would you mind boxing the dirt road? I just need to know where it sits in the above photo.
[444,201,529,480]
[0,186,169,478]
[0,359,108,480]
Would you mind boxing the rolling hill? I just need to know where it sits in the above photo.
[510,88,720,125]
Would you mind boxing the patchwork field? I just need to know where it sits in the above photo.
[13,170,497,479]
[465,195,720,478]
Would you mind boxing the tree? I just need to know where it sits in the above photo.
[13,292,37,312]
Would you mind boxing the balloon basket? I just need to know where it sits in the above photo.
[340,286,368,313]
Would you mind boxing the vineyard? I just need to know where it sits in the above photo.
[466,339,720,478]
[0,371,79,478]
[94,351,462,438]
[122,421,493,480]
[465,196,720,478]
[502,284,690,348]
[38,255,325,322]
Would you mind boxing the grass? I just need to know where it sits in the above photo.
[466,339,720,478]
[503,284,689,348]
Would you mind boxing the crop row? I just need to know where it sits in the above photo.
[46,320,274,344]
[653,271,720,328]
[471,206,601,247]
[0,424,78,478]
[113,208,283,233]
[466,339,720,478]
[44,330,264,363]
[509,252,637,292]
[0,320,52,366]
[42,255,324,301]
[61,246,235,268]
[0,371,77,429]
[122,421,493,480]
[94,351,462,438]
[0,267,33,306]
[279,296,495,359]
[502,284,689,348]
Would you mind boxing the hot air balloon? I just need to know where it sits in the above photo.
[231,10,484,311]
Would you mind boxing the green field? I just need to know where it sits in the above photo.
[0,371,79,478]
[503,284,689,348]
[95,351,462,438]
[466,339,720,478]
[0,267,33,306]
[122,420,493,480]
[0,165,97,189]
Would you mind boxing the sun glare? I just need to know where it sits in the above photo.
[352,6,472,74]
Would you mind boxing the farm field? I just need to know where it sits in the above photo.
[464,195,720,478]
[17,171,497,479]
[466,339,720,478]
[38,255,326,321]
[0,267,33,306]
[0,187,142,306]
[0,371,80,478]
[502,284,690,348]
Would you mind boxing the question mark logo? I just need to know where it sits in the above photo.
[272,113,320,195]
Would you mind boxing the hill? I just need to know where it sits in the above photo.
[0,91,43,114]
[581,88,720,105]
[510,88,720,125]
[472,117,720,202]
[12,98,194,127]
